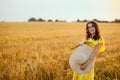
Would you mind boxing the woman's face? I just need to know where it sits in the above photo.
[87,23,96,34]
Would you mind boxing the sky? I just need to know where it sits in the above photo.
[0,0,120,22]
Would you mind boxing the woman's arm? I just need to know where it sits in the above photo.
[80,43,102,70]
[71,44,80,50]
[71,42,85,50]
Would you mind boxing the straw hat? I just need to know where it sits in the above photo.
[69,44,95,74]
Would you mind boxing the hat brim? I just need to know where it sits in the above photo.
[69,44,94,74]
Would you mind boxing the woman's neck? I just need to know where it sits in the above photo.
[91,33,95,38]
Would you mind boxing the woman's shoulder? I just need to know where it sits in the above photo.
[98,36,105,43]
[99,36,105,41]
[100,36,104,39]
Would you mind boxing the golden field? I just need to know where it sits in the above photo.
[0,22,120,80]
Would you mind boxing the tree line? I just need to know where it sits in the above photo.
[28,18,66,22]
[28,17,120,23]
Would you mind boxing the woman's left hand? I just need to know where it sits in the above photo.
[80,62,88,70]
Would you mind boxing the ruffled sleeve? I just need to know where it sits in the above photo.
[82,38,86,42]
[98,37,105,53]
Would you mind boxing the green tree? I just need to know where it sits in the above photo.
[77,19,80,22]
[115,19,120,23]
[38,18,45,22]
[48,19,53,22]
[28,17,37,22]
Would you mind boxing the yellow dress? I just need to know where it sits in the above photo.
[72,37,105,80]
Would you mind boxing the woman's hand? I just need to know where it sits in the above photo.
[80,43,102,70]
[80,62,88,70]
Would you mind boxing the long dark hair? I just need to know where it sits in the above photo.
[86,21,101,40]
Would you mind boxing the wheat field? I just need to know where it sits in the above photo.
[0,22,120,80]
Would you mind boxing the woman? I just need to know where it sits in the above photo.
[72,21,105,80]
